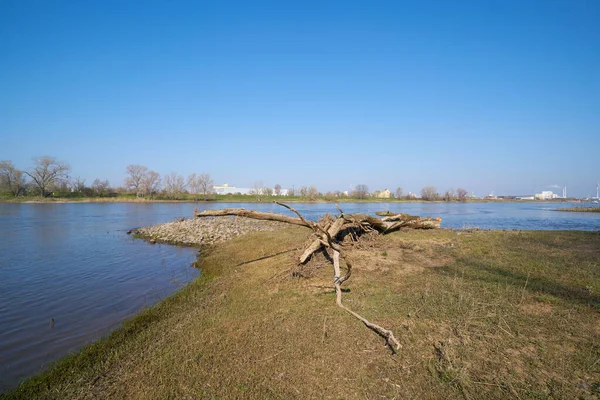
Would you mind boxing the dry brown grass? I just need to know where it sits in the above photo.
[4,228,600,399]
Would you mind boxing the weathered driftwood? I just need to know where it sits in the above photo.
[194,208,440,232]
[194,202,441,352]
[194,208,309,227]
[195,207,440,264]
[295,211,440,263]
[300,217,346,263]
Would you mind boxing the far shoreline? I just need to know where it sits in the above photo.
[0,196,584,205]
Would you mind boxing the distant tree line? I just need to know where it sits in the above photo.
[0,157,470,202]
[419,186,469,202]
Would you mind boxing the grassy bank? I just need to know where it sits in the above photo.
[557,207,600,213]
[3,228,600,399]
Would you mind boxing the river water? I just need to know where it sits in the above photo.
[0,201,598,392]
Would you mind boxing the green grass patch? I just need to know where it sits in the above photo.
[3,228,600,399]
[556,206,600,212]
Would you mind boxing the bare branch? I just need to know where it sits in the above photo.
[195,208,313,228]
[273,201,317,231]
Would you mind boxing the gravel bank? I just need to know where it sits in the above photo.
[134,216,286,246]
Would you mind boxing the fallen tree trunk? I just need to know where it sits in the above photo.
[194,208,440,232]
[194,208,311,228]
[193,202,441,352]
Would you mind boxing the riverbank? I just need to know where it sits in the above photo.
[4,228,599,399]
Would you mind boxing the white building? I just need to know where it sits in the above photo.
[534,190,559,200]
[375,189,391,199]
[213,184,288,196]
[213,184,252,195]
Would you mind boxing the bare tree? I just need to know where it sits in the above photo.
[263,187,273,196]
[274,184,282,196]
[197,173,214,200]
[142,170,161,198]
[70,176,87,195]
[394,187,403,199]
[307,185,319,201]
[25,156,71,197]
[0,160,27,197]
[287,187,296,197]
[351,184,369,199]
[187,174,200,200]
[186,173,213,201]
[420,186,439,201]
[252,180,264,201]
[92,179,111,197]
[443,189,456,202]
[163,172,186,199]
[457,188,468,202]
[125,165,149,197]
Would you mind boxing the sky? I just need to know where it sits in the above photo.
[1,0,599,197]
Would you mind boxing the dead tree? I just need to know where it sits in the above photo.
[195,202,441,352]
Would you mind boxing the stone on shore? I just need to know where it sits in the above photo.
[135,216,286,246]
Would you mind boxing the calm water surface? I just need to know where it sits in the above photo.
[0,203,201,392]
[0,201,598,392]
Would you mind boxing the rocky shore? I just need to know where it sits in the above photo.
[133,216,287,246]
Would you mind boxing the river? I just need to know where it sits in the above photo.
[0,201,598,392]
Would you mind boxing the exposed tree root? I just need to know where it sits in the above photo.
[332,250,401,352]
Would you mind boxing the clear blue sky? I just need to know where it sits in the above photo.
[1,0,599,197]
